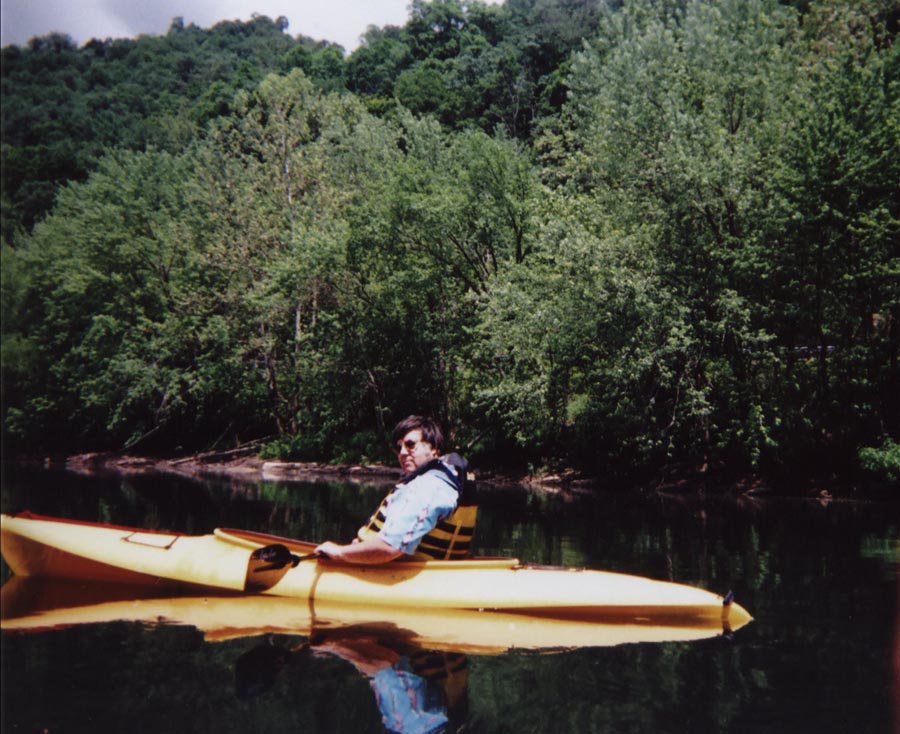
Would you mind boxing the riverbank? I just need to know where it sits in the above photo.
[49,448,597,495]
[19,448,891,501]
[60,450,399,486]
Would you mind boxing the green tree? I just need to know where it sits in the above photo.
[190,70,391,453]
[346,25,411,108]
[2,149,207,449]
[533,0,801,473]
[336,113,540,447]
[1,16,320,241]
[752,0,900,474]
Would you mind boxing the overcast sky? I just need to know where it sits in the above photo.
[0,0,435,53]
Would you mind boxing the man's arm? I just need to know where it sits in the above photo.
[314,535,403,565]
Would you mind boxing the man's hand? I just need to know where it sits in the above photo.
[314,536,403,565]
[314,541,344,559]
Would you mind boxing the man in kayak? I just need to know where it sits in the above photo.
[315,415,471,565]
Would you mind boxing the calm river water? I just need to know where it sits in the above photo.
[1,465,897,733]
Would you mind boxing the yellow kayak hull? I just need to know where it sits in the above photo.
[0,576,746,653]
[0,512,752,629]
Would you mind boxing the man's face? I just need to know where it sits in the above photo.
[396,429,438,474]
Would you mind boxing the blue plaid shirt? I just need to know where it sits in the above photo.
[377,465,459,554]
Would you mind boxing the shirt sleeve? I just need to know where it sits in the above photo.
[377,468,459,555]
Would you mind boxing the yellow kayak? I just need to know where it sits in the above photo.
[0,576,749,653]
[0,512,752,629]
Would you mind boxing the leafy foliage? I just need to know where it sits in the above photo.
[859,438,900,486]
[2,1,897,489]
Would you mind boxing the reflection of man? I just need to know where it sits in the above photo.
[315,416,476,564]
[235,634,468,733]
[314,638,455,734]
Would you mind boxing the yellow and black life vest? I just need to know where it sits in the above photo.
[357,454,477,560]
[409,650,469,710]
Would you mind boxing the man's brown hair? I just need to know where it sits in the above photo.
[392,415,444,453]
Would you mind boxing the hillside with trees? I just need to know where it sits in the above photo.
[2,0,898,492]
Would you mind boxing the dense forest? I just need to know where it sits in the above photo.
[1,0,898,491]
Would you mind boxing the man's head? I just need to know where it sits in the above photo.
[392,415,443,474]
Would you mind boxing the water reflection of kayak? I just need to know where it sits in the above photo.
[0,576,749,653]
[1,511,751,630]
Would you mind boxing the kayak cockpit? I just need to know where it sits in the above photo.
[215,526,523,570]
